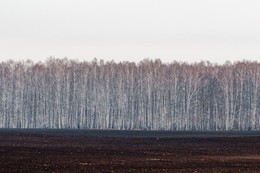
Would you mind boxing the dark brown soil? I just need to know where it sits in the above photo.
[1,130,260,173]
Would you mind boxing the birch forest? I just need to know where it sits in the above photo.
[0,58,259,130]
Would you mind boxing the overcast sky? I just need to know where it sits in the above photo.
[0,0,259,64]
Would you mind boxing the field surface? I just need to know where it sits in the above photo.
[0,129,260,173]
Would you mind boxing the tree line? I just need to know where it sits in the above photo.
[0,58,259,130]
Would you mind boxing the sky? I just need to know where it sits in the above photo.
[0,0,260,64]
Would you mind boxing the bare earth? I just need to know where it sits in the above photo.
[0,130,260,173]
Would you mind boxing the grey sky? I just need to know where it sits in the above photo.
[0,0,259,64]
